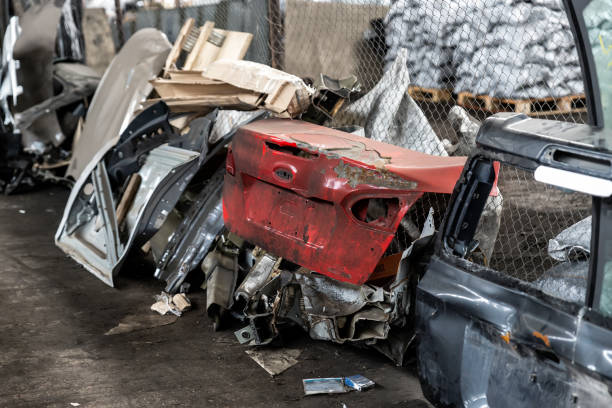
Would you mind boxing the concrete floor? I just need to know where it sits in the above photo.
[0,185,430,408]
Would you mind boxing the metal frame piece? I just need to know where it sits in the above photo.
[154,166,225,293]
[416,112,612,407]
[56,143,200,287]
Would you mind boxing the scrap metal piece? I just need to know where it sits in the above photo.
[235,325,256,344]
[57,102,213,282]
[238,314,278,346]
[238,267,393,346]
[123,145,200,243]
[0,16,23,125]
[170,112,216,152]
[13,63,99,151]
[57,161,120,286]
[444,107,504,260]
[105,101,177,186]
[147,208,182,263]
[415,111,612,407]
[14,62,99,131]
[369,211,436,364]
[235,252,280,303]
[12,2,64,149]
[154,166,225,293]
[245,348,301,377]
[56,144,200,286]
[390,208,435,321]
[66,28,171,180]
[305,74,362,123]
[223,119,468,284]
[201,242,239,329]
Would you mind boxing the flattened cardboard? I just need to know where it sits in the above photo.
[184,21,215,69]
[151,78,244,99]
[166,69,205,81]
[171,18,253,71]
[204,60,312,116]
[189,29,253,71]
[164,18,195,74]
[144,94,261,113]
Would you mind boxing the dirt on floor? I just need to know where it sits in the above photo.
[0,185,430,408]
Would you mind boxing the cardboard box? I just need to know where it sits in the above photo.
[151,78,245,99]
[144,94,262,113]
[164,19,253,74]
[204,60,313,117]
[185,26,253,71]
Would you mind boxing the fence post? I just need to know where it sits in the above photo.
[176,0,184,28]
[268,0,283,69]
[114,0,124,48]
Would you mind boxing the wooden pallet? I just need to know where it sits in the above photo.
[456,92,494,111]
[408,86,452,103]
[457,92,587,116]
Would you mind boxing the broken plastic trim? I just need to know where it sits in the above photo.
[444,158,496,258]
[106,101,177,186]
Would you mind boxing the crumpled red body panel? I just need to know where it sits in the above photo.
[223,119,467,284]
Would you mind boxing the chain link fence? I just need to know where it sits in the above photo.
[478,166,591,286]
[102,0,592,302]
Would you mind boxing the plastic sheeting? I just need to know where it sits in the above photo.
[548,216,591,262]
[384,0,583,98]
[531,216,593,304]
[333,48,448,156]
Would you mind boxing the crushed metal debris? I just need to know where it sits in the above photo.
[244,348,302,377]
[5,6,608,407]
